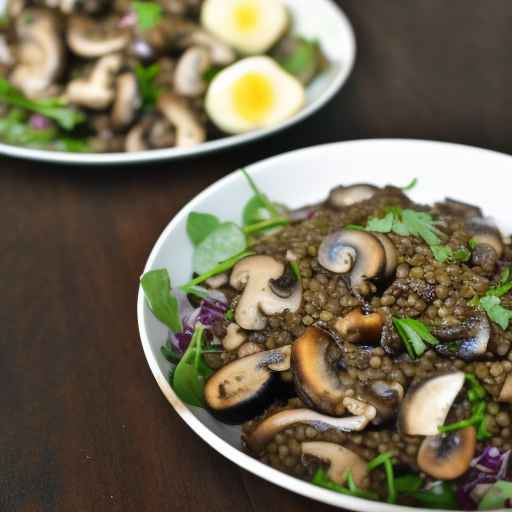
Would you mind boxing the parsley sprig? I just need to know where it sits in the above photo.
[438,373,491,440]
[135,63,161,111]
[132,1,163,31]
[471,267,512,330]
[392,317,439,358]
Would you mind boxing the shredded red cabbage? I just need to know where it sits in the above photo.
[30,114,52,130]
[457,447,511,510]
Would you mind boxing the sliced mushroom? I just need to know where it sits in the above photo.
[173,46,211,97]
[157,93,206,148]
[67,15,129,57]
[111,71,140,130]
[465,217,504,258]
[10,9,64,98]
[125,114,176,152]
[373,233,398,280]
[433,313,490,361]
[292,326,345,416]
[417,427,476,480]
[317,230,386,293]
[66,54,122,109]
[499,374,512,403]
[267,344,291,371]
[302,442,369,488]
[222,323,246,351]
[204,345,290,423]
[398,371,465,436]
[205,272,228,289]
[229,255,302,331]
[334,309,384,344]
[268,264,300,299]
[181,30,236,66]
[245,409,372,453]
[434,198,483,219]
[355,381,404,425]
[327,184,378,209]
[237,341,262,359]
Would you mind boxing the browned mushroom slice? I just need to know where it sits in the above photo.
[67,15,129,58]
[327,184,378,209]
[398,371,465,436]
[10,9,64,98]
[373,233,398,280]
[434,198,483,219]
[465,217,504,258]
[317,230,386,293]
[433,313,490,361]
[356,380,404,425]
[302,442,370,488]
[417,426,476,480]
[222,323,246,351]
[125,114,176,152]
[292,326,345,416]
[499,374,512,403]
[173,46,211,97]
[204,345,290,423]
[245,408,372,453]
[111,71,141,130]
[230,256,301,331]
[334,309,384,344]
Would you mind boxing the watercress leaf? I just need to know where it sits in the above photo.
[452,246,471,262]
[274,37,321,84]
[367,212,394,233]
[402,209,441,246]
[480,295,512,330]
[394,474,423,493]
[132,1,163,30]
[499,267,511,286]
[243,195,271,226]
[431,244,452,263]
[161,343,181,364]
[402,318,438,345]
[469,238,478,249]
[393,318,429,357]
[193,222,247,275]
[186,212,221,246]
[392,221,410,237]
[409,481,458,509]
[479,480,512,510]
[141,269,182,333]
[135,63,161,110]
[401,178,418,191]
[241,168,280,218]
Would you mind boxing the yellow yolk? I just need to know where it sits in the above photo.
[232,72,274,122]
[233,1,260,32]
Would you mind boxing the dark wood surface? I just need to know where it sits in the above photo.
[3,1,512,511]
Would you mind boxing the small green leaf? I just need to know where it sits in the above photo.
[274,37,322,84]
[243,195,271,226]
[312,468,378,500]
[469,238,478,249]
[193,222,247,275]
[132,1,163,30]
[186,212,221,246]
[241,169,280,218]
[479,480,512,510]
[401,209,441,246]
[409,481,458,509]
[203,66,223,83]
[394,474,423,494]
[393,317,438,358]
[290,261,301,281]
[367,212,395,232]
[431,244,452,262]
[401,178,418,191]
[161,343,181,364]
[480,295,512,330]
[135,63,161,110]
[392,221,410,236]
[141,269,182,333]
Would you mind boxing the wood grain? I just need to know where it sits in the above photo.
[2,1,512,510]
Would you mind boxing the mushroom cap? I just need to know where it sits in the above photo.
[222,322,246,351]
[302,442,369,488]
[317,230,386,292]
[244,408,372,453]
[204,345,290,423]
[465,217,504,258]
[157,93,206,148]
[182,30,236,66]
[125,114,176,152]
[417,426,476,480]
[67,15,129,58]
[327,184,378,209]
[292,326,345,416]
[398,371,465,436]
[334,309,384,344]
[499,373,512,403]
[10,8,64,98]
[174,46,211,97]
[230,255,302,331]
[111,71,140,130]
[373,233,398,280]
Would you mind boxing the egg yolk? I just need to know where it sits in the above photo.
[233,72,274,123]
[233,1,260,32]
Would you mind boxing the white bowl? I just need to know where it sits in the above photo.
[137,139,512,512]
[0,0,355,165]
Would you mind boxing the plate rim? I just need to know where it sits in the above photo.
[137,139,512,512]
[0,0,356,166]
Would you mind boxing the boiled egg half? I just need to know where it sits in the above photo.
[201,0,288,54]
[205,56,305,134]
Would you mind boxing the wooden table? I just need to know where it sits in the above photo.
[3,1,512,510]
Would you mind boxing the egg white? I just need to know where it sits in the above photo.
[205,56,305,134]
[200,0,288,54]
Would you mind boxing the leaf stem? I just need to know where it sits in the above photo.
[242,217,289,234]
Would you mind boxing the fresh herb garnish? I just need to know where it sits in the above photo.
[366,212,395,232]
[479,480,512,510]
[438,373,491,440]
[0,79,85,130]
[203,66,223,83]
[367,452,397,504]
[135,63,161,110]
[274,37,323,84]
[430,244,471,263]
[140,269,182,333]
[161,343,181,364]
[132,1,163,30]
[225,308,234,321]
[471,267,512,330]
[407,481,458,509]
[401,177,418,191]
[172,324,213,407]
[290,261,301,281]
[392,318,438,358]
[186,212,222,246]
[312,468,378,500]
[241,168,281,220]
[242,217,289,234]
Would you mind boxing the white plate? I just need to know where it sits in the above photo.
[137,139,512,512]
[0,0,355,165]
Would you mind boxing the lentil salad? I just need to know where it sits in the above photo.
[142,172,512,510]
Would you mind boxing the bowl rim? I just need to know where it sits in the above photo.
[0,0,356,166]
[137,139,512,512]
